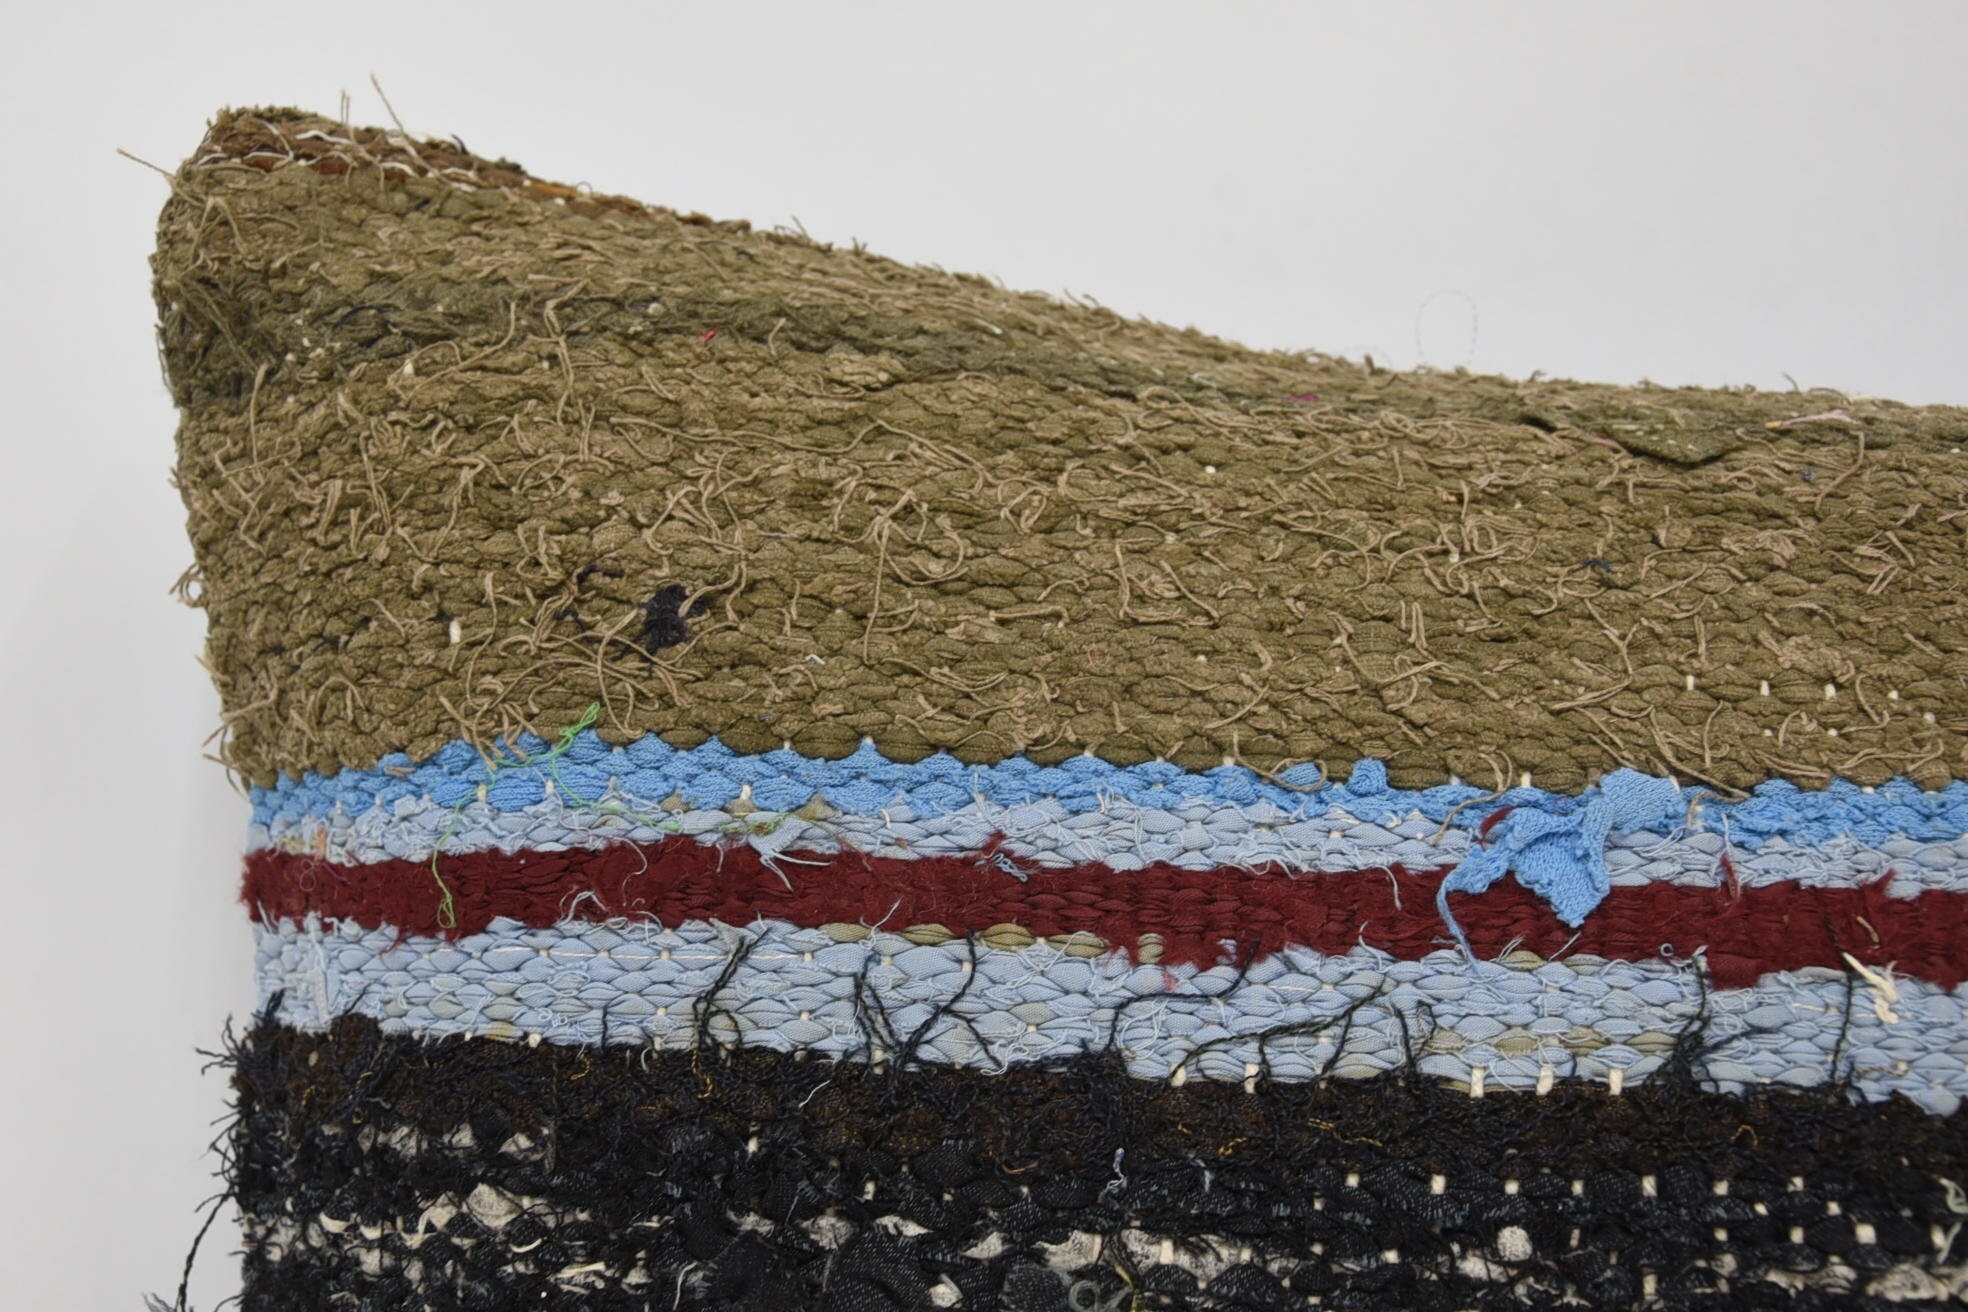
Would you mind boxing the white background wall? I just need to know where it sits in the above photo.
[0,3,1962,1307]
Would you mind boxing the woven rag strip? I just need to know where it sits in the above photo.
[254,784,1968,897]
[253,915,1968,1113]
[231,1014,1968,1312]
[248,736,1968,851]
[158,111,1968,794]
[154,108,1968,1310]
[242,838,1968,986]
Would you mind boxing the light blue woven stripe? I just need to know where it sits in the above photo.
[255,915,1968,1113]
[251,791,1968,896]
[246,733,1968,853]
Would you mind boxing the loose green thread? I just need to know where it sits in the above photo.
[538,705,716,837]
[537,710,807,845]
[421,701,843,927]
[430,703,603,930]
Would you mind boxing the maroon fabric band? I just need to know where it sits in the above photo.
[243,838,1965,988]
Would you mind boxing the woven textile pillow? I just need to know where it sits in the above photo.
[155,108,1968,1311]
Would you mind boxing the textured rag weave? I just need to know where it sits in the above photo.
[155,107,1968,1310]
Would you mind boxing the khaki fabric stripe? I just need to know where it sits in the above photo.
[154,110,1968,790]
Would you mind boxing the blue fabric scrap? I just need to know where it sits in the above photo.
[1435,768,1686,953]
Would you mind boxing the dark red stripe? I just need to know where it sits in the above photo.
[241,840,1968,989]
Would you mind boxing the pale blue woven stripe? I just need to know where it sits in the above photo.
[250,789,1968,896]
[255,915,1968,1113]
[247,734,1968,853]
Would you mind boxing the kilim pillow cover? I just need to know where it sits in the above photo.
[154,108,1968,1311]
